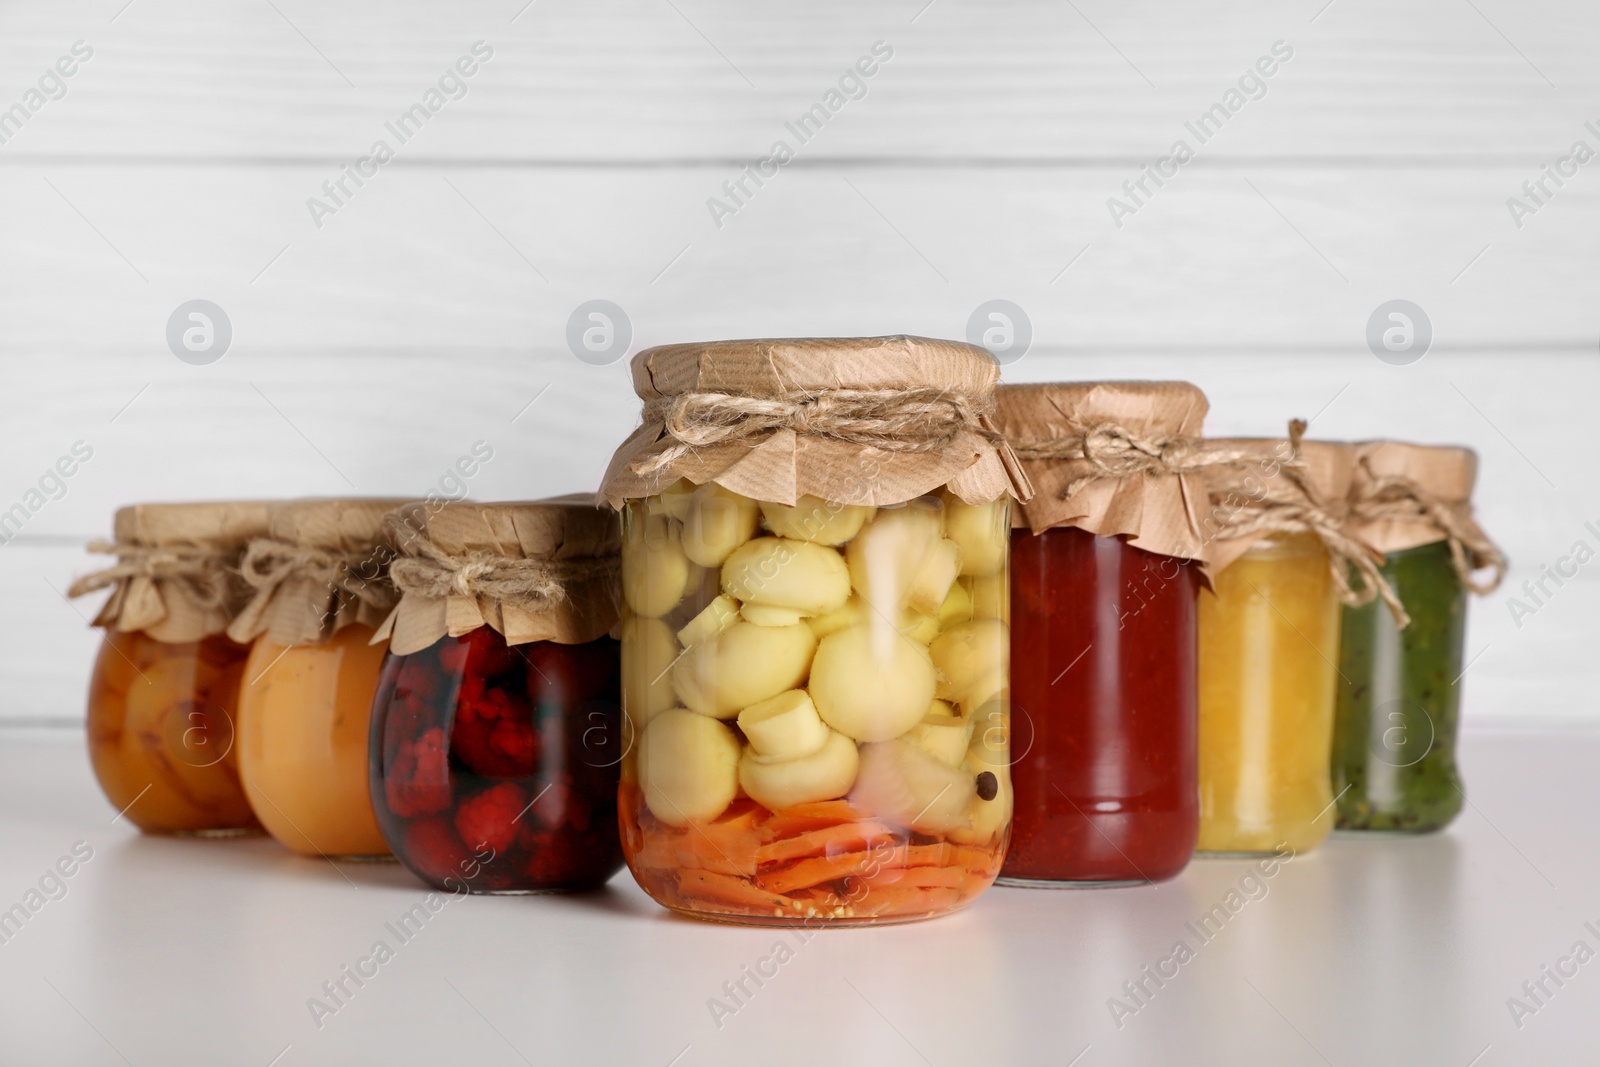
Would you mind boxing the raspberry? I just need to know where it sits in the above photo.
[451,684,539,778]
[454,782,527,854]
[401,816,472,885]
[384,727,453,818]
[438,628,520,681]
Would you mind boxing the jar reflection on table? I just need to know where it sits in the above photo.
[1197,531,1341,856]
[619,485,1013,926]
[1002,526,1200,886]
[237,624,392,858]
[87,631,259,835]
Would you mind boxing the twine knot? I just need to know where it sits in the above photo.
[67,540,235,609]
[1350,463,1506,595]
[630,387,1005,476]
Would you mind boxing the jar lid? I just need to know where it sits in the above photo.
[996,381,1210,562]
[598,336,1031,509]
[227,497,411,647]
[69,501,273,643]
[374,495,622,654]
[1198,437,1359,575]
[1348,441,1504,592]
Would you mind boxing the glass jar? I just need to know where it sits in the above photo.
[229,497,406,860]
[1197,531,1341,855]
[617,486,1013,926]
[1331,541,1466,832]
[1003,527,1200,885]
[238,624,392,858]
[71,501,271,835]
[370,626,624,893]
[87,632,258,835]
[993,379,1209,887]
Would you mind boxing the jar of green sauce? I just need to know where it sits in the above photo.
[1331,442,1504,833]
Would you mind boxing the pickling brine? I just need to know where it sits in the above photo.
[619,485,1013,926]
[1197,531,1340,855]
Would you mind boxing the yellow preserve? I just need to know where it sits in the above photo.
[1198,532,1340,854]
[237,624,391,858]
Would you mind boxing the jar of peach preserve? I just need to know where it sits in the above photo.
[994,382,1209,886]
[1332,441,1504,833]
[1195,426,1403,856]
[367,497,626,893]
[598,336,1032,926]
[229,498,409,860]
[71,502,270,834]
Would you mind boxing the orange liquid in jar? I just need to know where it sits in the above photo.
[87,631,259,834]
[237,624,391,858]
[1197,532,1340,856]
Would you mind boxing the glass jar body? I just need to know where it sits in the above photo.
[237,624,391,858]
[369,627,625,893]
[618,486,1012,926]
[1197,532,1340,856]
[86,631,259,835]
[1332,541,1466,832]
[1002,527,1200,886]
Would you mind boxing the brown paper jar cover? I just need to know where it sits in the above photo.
[226,498,409,647]
[1199,438,1358,575]
[1347,440,1486,554]
[373,495,622,655]
[72,501,271,643]
[597,336,1032,509]
[996,380,1210,563]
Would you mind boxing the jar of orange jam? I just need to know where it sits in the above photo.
[1195,434,1381,856]
[71,502,270,835]
[229,498,407,860]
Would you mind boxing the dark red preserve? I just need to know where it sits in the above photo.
[1004,527,1198,884]
[995,381,1210,887]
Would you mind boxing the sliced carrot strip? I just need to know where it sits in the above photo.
[760,800,871,838]
[675,868,803,914]
[757,846,891,895]
[755,820,900,866]
[857,886,963,916]
[859,864,966,890]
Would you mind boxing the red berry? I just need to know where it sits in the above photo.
[451,684,539,778]
[401,817,472,885]
[384,726,453,818]
[453,782,527,855]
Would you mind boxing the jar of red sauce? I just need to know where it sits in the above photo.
[368,498,625,893]
[995,382,1210,886]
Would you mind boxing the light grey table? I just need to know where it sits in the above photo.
[0,725,1590,1066]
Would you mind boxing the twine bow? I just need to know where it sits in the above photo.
[67,540,235,609]
[1206,421,1411,628]
[387,533,618,608]
[238,538,396,614]
[1010,424,1262,500]
[1350,464,1506,595]
[631,387,1006,475]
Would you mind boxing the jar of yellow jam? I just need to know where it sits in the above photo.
[229,498,407,860]
[1196,437,1363,857]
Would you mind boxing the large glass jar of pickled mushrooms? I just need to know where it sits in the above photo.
[599,336,1032,927]
[71,502,270,835]
[368,497,626,894]
[229,498,409,860]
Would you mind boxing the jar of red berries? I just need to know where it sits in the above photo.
[368,497,624,894]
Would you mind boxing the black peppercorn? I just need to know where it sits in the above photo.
[975,771,998,801]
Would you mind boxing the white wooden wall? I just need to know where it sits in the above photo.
[1,0,1595,726]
